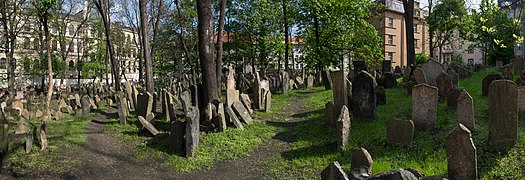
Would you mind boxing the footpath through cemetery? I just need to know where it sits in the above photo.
[3,0,525,179]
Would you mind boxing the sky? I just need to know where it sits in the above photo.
[419,0,482,10]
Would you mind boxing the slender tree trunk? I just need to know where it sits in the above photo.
[151,0,163,60]
[282,0,289,71]
[40,13,53,152]
[139,0,154,93]
[428,0,434,58]
[403,0,416,66]
[197,0,218,105]
[216,0,226,95]
[175,0,192,77]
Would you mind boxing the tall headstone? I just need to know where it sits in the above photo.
[518,87,525,114]
[325,102,336,126]
[386,119,414,145]
[446,69,459,87]
[403,67,411,83]
[445,124,477,180]
[436,71,454,99]
[226,65,236,90]
[322,69,333,90]
[457,91,474,131]
[353,60,368,77]
[282,71,290,94]
[352,71,376,121]
[420,60,444,86]
[412,84,438,131]
[489,80,518,146]
[382,60,392,74]
[81,95,91,115]
[336,106,350,151]
[500,63,514,80]
[331,70,348,111]
[185,106,200,158]
[137,92,153,118]
[482,74,503,96]
[125,82,135,111]
[169,119,185,154]
[413,67,428,84]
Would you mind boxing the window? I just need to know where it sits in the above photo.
[387,52,393,61]
[69,60,75,69]
[388,18,394,28]
[68,42,74,52]
[78,42,82,53]
[387,35,394,45]
[0,58,6,69]
[414,39,419,48]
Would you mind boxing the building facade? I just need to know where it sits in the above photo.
[371,0,430,68]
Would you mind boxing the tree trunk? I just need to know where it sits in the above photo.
[428,0,434,58]
[150,0,163,59]
[403,0,416,66]
[282,0,289,71]
[140,0,154,93]
[197,0,218,105]
[40,13,53,152]
[95,0,120,91]
[216,0,226,95]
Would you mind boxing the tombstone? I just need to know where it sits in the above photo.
[457,91,474,131]
[514,58,524,73]
[386,119,414,145]
[116,92,128,125]
[138,116,159,136]
[452,65,473,79]
[375,87,386,105]
[383,72,397,89]
[413,67,427,84]
[325,102,336,126]
[420,60,444,86]
[185,106,200,158]
[352,71,376,121]
[226,90,240,107]
[226,65,236,90]
[351,148,373,174]
[180,91,192,113]
[215,102,227,132]
[336,106,350,151]
[169,118,186,155]
[412,84,438,131]
[482,74,503,96]
[445,124,477,180]
[496,61,503,69]
[137,92,153,118]
[446,69,459,87]
[517,70,525,86]
[232,101,254,124]
[446,88,461,109]
[240,94,253,114]
[353,60,368,76]
[321,69,333,90]
[306,75,314,88]
[321,162,349,180]
[382,60,392,74]
[331,71,348,111]
[282,71,290,94]
[125,82,135,111]
[225,105,244,130]
[500,63,513,80]
[264,91,272,112]
[367,169,418,179]
[436,71,454,99]
[403,67,411,83]
[489,80,518,146]
[189,85,199,107]
[81,95,91,115]
[518,87,525,114]
[405,81,416,95]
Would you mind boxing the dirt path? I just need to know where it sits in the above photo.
[1,90,318,180]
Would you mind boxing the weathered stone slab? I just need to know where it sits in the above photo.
[185,106,200,158]
[352,71,376,121]
[421,60,444,86]
[403,67,411,83]
[482,74,504,96]
[447,88,461,109]
[225,105,244,130]
[500,63,513,80]
[282,71,290,94]
[321,162,349,180]
[447,69,459,87]
[137,92,153,118]
[336,106,350,151]
[412,84,438,131]
[353,60,368,76]
[518,87,525,114]
[169,119,186,155]
[351,148,373,174]
[264,91,272,112]
[436,71,454,99]
[489,80,518,146]
[325,102,336,126]
[331,70,348,111]
[445,124,477,180]
[81,95,91,115]
[457,91,474,131]
[382,60,392,74]
[232,101,253,124]
[240,94,253,114]
[413,67,428,84]
[386,119,414,145]
[226,90,240,107]
[138,116,159,136]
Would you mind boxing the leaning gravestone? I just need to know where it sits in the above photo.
[446,69,459,87]
[445,123,477,180]
[383,72,397,89]
[489,80,518,146]
[386,119,414,145]
[420,60,444,86]
[232,101,254,124]
[500,63,514,80]
[321,162,349,180]
[138,115,159,136]
[436,71,454,99]
[185,106,200,158]
[413,67,428,84]
[336,106,350,151]
[457,91,474,131]
[482,74,503,96]
[240,94,253,114]
[137,92,153,118]
[351,148,373,174]
[225,105,244,130]
[331,70,348,111]
[518,87,525,114]
[412,84,438,131]
[352,71,376,121]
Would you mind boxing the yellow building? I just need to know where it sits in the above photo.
[370,0,430,68]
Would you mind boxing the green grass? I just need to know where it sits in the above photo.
[262,68,525,179]
[6,114,91,176]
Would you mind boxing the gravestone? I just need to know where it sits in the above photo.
[352,71,376,121]
[282,71,290,94]
[383,72,397,89]
[403,67,411,83]
[322,69,333,90]
[336,106,350,151]
[386,119,414,145]
[240,94,253,114]
[137,92,153,118]
[446,69,459,87]
[225,105,244,130]
[125,82,135,111]
[436,71,454,99]
[180,91,192,112]
[412,84,438,131]
[81,95,91,115]
[500,63,513,80]
[325,102,336,126]
[457,91,474,131]
[116,92,128,125]
[413,67,427,84]
[264,91,272,112]
[170,119,186,155]
[351,148,373,174]
[420,60,444,86]
[232,101,254,124]
[447,88,461,109]
[331,70,348,111]
[452,65,473,79]
[514,58,524,73]
[382,60,392,74]
[353,61,368,76]
[226,65,236,90]
[138,116,159,136]
[306,75,314,88]
[321,162,349,180]
[185,106,200,158]
[516,70,525,86]
[482,74,503,96]
[496,61,503,69]
[216,102,227,132]
[489,80,518,146]
[226,89,240,107]
[445,124,477,180]
[376,87,386,105]
[518,87,525,114]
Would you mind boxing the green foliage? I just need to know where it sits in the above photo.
[427,0,467,62]
[415,52,430,65]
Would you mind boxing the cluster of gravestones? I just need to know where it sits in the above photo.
[0,83,115,157]
[323,59,485,179]
[256,69,316,95]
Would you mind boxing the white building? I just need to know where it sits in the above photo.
[433,31,484,65]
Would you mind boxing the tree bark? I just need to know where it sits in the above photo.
[197,0,218,104]
[216,0,226,95]
[40,11,52,152]
[139,0,154,93]
[282,0,289,71]
[403,0,416,66]
[428,0,434,58]
[94,0,120,91]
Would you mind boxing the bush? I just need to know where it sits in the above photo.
[416,53,430,65]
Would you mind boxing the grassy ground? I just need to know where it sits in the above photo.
[262,68,525,179]
[5,114,91,176]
